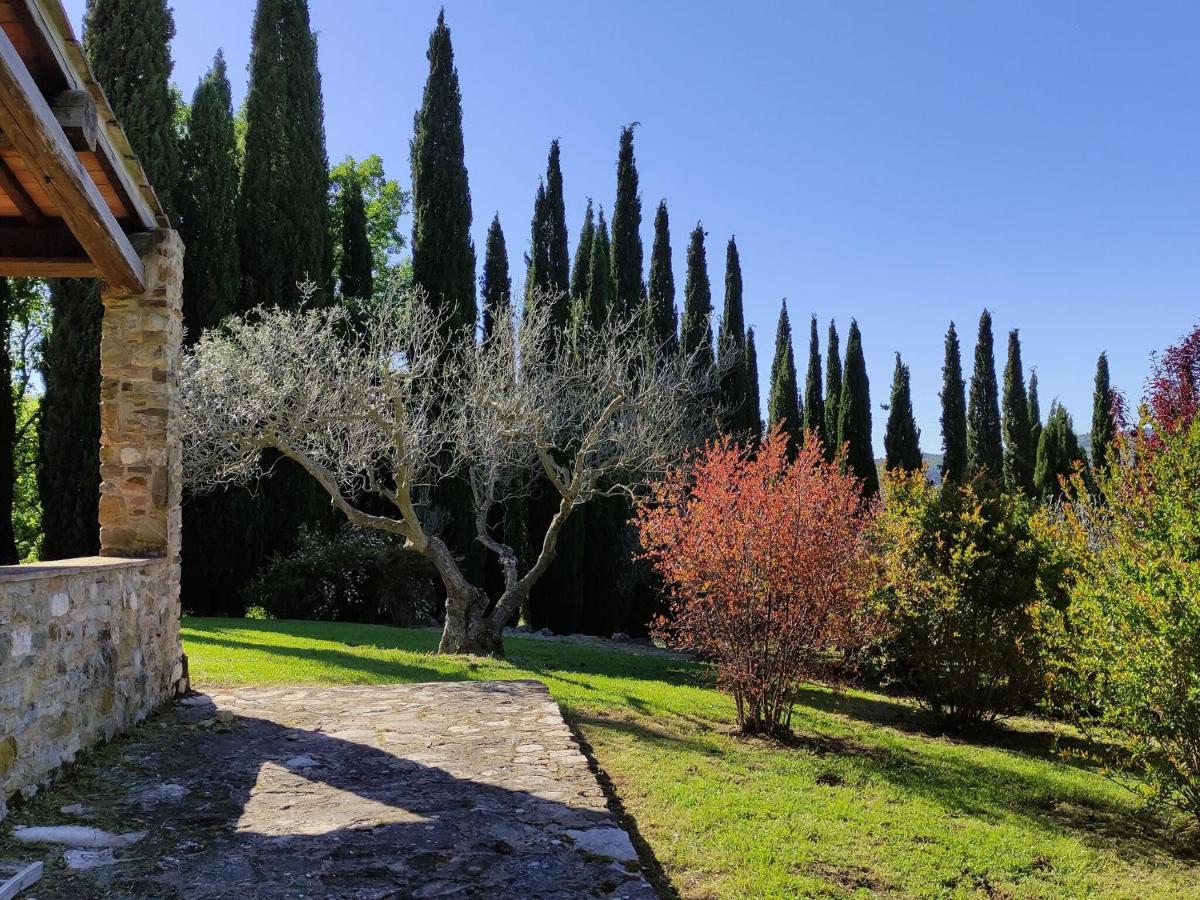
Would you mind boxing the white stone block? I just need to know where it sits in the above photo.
[11,625,31,657]
[50,592,70,617]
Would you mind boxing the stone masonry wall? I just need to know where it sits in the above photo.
[0,558,188,822]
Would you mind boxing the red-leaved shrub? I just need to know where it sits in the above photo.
[635,426,877,736]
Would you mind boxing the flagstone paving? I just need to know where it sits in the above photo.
[2,680,656,899]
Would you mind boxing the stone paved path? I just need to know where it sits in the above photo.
[8,681,657,899]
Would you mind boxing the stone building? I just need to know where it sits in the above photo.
[0,0,187,819]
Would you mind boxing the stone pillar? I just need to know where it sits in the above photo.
[98,228,184,565]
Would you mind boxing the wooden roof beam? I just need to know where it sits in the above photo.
[0,224,97,277]
[0,24,142,291]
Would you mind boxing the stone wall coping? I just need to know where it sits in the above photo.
[0,556,163,585]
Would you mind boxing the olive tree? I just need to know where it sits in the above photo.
[179,285,712,655]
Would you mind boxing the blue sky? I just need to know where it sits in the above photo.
[64,1,1200,451]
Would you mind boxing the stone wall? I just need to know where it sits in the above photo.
[0,557,187,822]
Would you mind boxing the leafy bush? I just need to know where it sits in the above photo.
[244,524,438,626]
[1041,350,1200,823]
[872,471,1066,728]
[636,427,877,736]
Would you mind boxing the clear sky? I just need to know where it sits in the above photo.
[64,1,1200,452]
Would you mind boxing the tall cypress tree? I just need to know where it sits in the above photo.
[745,327,763,440]
[609,125,644,322]
[1001,329,1035,495]
[967,309,1003,479]
[825,320,842,454]
[525,141,571,331]
[481,214,511,343]
[838,319,877,497]
[803,315,829,455]
[1028,370,1043,459]
[767,300,802,450]
[40,0,178,560]
[1091,352,1116,474]
[240,0,330,311]
[679,224,714,374]
[570,199,595,307]
[583,209,613,331]
[180,51,240,342]
[1035,402,1085,500]
[939,321,967,484]
[646,200,677,352]
[884,353,922,472]
[338,179,373,301]
[717,237,752,437]
[178,51,248,614]
[410,10,476,331]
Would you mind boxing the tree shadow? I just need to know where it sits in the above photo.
[6,686,665,899]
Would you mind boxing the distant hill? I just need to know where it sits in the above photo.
[878,437,1089,487]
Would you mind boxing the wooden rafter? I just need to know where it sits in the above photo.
[0,22,142,290]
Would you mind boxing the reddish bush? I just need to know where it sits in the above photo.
[1148,323,1200,435]
[635,426,877,736]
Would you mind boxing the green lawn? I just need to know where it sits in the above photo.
[183,617,1200,899]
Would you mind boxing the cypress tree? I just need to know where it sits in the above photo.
[884,353,922,472]
[1035,402,1086,500]
[481,214,511,344]
[1028,370,1043,458]
[240,0,330,311]
[966,309,1003,479]
[180,51,240,342]
[825,320,842,454]
[570,199,595,306]
[717,237,753,437]
[525,141,571,330]
[1001,329,1035,495]
[41,0,179,560]
[609,125,644,321]
[178,51,249,614]
[1091,352,1116,474]
[939,321,967,484]
[646,200,677,352]
[679,224,714,374]
[803,315,829,455]
[583,209,613,331]
[746,327,763,440]
[838,319,878,497]
[410,9,476,331]
[338,179,373,301]
[767,300,802,450]
[0,280,16,563]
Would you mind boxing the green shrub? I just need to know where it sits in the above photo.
[244,524,438,627]
[872,471,1066,728]
[1041,414,1200,823]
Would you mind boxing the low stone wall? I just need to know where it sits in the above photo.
[0,557,187,821]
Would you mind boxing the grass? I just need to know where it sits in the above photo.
[182,617,1200,899]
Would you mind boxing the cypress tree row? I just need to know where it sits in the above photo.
[679,224,714,375]
[609,126,644,322]
[824,321,842,454]
[767,300,802,450]
[838,320,878,497]
[717,237,753,437]
[480,214,511,344]
[1028,370,1043,457]
[884,353,922,472]
[410,10,476,332]
[803,315,828,454]
[338,179,374,302]
[1001,329,1035,496]
[570,199,595,304]
[40,0,179,560]
[583,209,613,331]
[1091,352,1116,474]
[177,51,250,614]
[939,321,967,484]
[240,0,330,311]
[745,327,763,440]
[646,200,677,351]
[1035,402,1085,500]
[966,309,1003,479]
[180,52,240,341]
